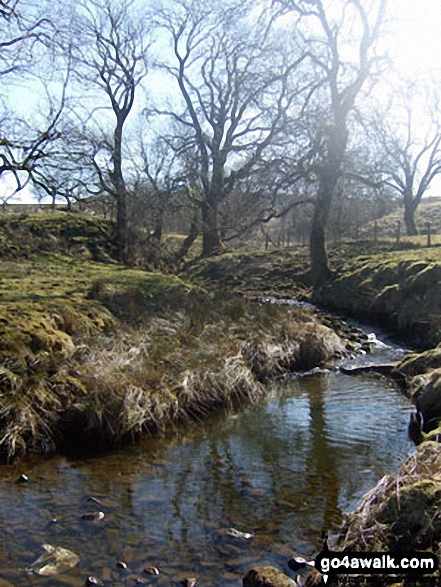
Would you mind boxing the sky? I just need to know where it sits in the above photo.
[3,0,441,204]
[388,0,441,78]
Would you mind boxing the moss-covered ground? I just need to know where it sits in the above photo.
[0,212,348,461]
[312,248,441,349]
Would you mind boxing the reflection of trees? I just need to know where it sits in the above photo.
[159,379,344,555]
[0,375,411,583]
[63,380,344,558]
[300,376,343,532]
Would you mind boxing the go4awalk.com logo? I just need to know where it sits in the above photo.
[313,548,438,584]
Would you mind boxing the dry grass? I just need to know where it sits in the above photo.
[0,296,346,459]
[331,442,441,585]
[50,300,344,456]
[0,212,348,460]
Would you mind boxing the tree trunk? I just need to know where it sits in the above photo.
[116,192,128,262]
[112,120,129,263]
[309,122,348,286]
[404,202,418,236]
[310,204,333,286]
[176,216,199,261]
[152,209,164,242]
[201,199,222,256]
[309,170,337,286]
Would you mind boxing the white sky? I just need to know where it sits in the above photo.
[388,0,441,77]
[3,0,441,204]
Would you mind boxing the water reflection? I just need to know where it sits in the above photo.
[0,372,413,586]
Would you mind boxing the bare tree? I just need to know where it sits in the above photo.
[0,0,51,77]
[135,135,185,243]
[151,0,309,257]
[276,0,387,284]
[373,92,441,236]
[0,0,63,200]
[68,0,150,261]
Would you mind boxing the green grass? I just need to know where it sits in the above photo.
[0,212,348,461]
[313,247,441,349]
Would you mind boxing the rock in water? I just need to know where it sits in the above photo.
[28,544,80,576]
[81,511,105,521]
[223,528,254,540]
[144,566,160,575]
[288,557,308,572]
[243,567,297,587]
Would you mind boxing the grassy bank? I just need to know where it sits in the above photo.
[185,247,312,298]
[0,213,347,461]
[313,442,441,587]
[313,248,441,349]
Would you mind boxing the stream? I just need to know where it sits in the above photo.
[0,330,414,586]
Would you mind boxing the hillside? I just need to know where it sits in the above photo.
[361,197,441,243]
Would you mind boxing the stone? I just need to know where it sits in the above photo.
[243,567,297,587]
[28,544,80,576]
[221,528,254,540]
[144,566,160,575]
[81,511,105,521]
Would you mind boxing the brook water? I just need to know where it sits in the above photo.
[0,334,414,586]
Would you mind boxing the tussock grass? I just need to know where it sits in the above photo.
[0,212,347,460]
[0,361,62,458]
[52,299,344,456]
[331,442,441,586]
[0,295,345,459]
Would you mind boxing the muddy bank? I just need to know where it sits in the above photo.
[391,345,441,442]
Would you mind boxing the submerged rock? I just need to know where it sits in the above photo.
[144,566,160,575]
[28,544,79,576]
[223,528,254,540]
[81,511,105,521]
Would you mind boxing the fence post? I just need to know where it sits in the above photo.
[427,222,432,248]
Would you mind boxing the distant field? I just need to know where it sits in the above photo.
[361,198,441,244]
